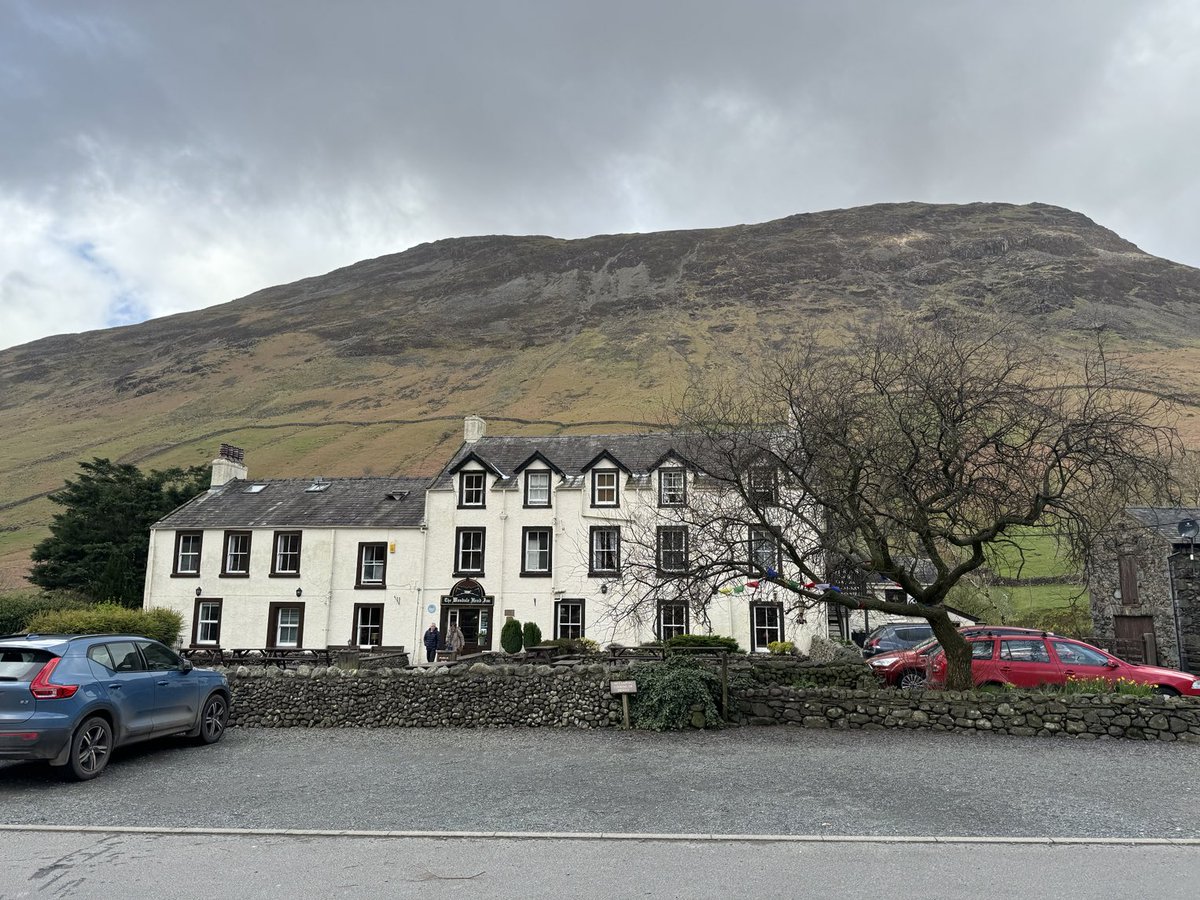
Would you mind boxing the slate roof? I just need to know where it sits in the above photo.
[152,476,430,530]
[1125,507,1200,542]
[431,433,689,491]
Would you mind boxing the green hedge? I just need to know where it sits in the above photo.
[24,603,183,646]
[0,590,92,635]
[665,633,742,653]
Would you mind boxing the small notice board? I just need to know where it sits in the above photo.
[610,680,637,694]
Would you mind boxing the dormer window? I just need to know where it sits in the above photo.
[459,471,486,508]
[748,466,778,505]
[591,469,619,507]
[524,470,551,508]
[659,468,686,506]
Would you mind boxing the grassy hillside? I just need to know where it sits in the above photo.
[3,201,1200,588]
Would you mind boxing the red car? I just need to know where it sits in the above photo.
[868,626,1051,688]
[928,632,1200,696]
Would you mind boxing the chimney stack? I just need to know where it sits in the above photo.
[464,415,486,444]
[211,443,248,487]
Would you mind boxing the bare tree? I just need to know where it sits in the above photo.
[609,317,1179,689]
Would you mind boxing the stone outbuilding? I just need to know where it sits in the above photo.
[1087,507,1200,672]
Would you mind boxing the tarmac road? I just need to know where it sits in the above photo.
[1,726,1197,838]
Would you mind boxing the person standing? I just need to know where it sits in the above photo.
[423,623,440,663]
[447,622,465,657]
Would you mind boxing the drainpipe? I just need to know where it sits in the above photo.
[1167,551,1188,672]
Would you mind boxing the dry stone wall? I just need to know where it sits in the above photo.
[215,658,1200,742]
[735,685,1200,742]
[224,661,623,729]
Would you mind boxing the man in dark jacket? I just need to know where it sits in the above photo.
[423,623,440,663]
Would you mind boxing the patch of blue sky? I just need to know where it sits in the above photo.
[65,239,152,328]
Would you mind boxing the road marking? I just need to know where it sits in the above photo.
[1,824,1197,845]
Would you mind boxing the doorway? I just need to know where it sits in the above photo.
[441,605,493,654]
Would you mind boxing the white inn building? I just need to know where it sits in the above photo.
[144,417,827,656]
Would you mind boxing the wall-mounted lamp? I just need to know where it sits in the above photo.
[195,587,202,597]
[600,583,608,595]
[295,587,303,598]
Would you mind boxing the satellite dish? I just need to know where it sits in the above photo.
[1179,519,1199,540]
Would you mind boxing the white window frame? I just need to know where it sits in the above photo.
[751,604,784,652]
[176,532,202,575]
[273,532,301,575]
[590,527,620,575]
[459,471,486,507]
[359,543,386,586]
[525,470,551,507]
[592,469,619,507]
[555,600,584,640]
[276,607,301,648]
[749,526,779,573]
[658,603,688,640]
[659,468,686,506]
[522,528,551,575]
[456,529,485,574]
[196,601,221,645]
[223,531,251,575]
[657,527,688,573]
[354,604,383,647]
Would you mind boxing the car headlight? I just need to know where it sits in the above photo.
[1191,680,1200,691]
[869,656,900,667]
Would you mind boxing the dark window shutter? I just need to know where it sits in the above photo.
[1118,555,1139,605]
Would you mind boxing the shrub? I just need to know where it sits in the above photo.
[629,655,723,730]
[25,603,182,646]
[767,640,795,655]
[0,590,91,635]
[500,618,523,654]
[522,621,543,649]
[543,637,601,655]
[664,633,741,653]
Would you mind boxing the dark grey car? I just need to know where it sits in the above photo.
[861,622,935,658]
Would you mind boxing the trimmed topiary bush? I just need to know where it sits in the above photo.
[500,618,523,654]
[522,621,543,649]
[24,603,182,646]
[665,633,741,653]
[0,590,92,635]
[629,655,723,730]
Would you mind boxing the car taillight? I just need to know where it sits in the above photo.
[866,639,879,648]
[29,657,79,700]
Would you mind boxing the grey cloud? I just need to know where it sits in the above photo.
[0,0,1196,349]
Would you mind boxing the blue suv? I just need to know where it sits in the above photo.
[0,633,231,780]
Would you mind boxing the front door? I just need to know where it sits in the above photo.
[442,606,493,654]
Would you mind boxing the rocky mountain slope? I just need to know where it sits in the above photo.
[3,201,1199,584]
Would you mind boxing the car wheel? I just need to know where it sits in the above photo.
[1152,685,1180,697]
[898,670,927,689]
[197,693,229,744]
[67,717,112,781]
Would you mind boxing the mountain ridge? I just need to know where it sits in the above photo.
[2,200,1199,585]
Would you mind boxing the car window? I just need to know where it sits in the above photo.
[1051,641,1109,667]
[106,641,145,673]
[913,637,940,653]
[0,648,53,681]
[87,644,116,672]
[971,640,996,660]
[1000,639,1051,663]
[139,641,180,672]
[898,626,932,642]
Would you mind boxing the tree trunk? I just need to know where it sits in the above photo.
[927,611,973,691]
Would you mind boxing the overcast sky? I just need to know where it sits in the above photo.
[1,1,1198,351]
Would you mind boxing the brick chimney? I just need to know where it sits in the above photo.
[211,443,248,487]
[464,415,486,444]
